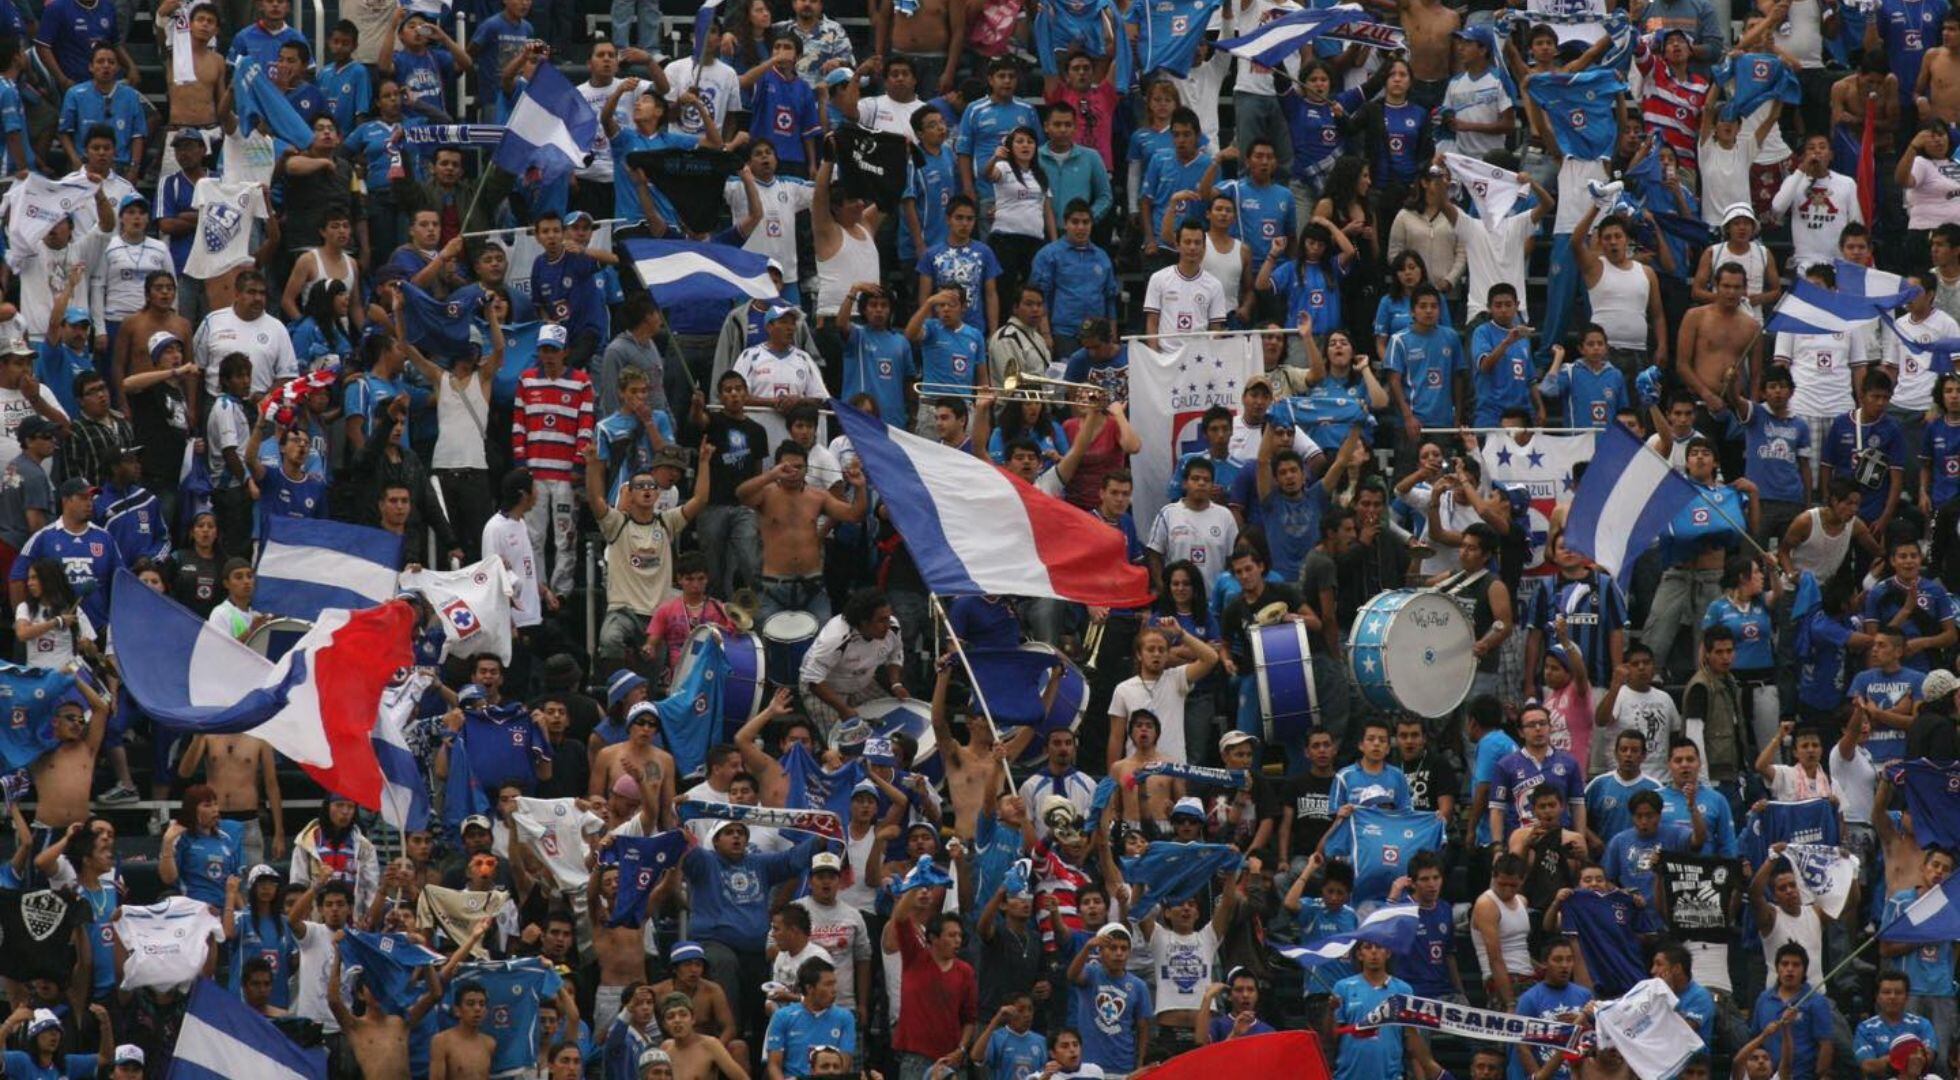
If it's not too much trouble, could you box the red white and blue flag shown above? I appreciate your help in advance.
[829,400,1153,607]
[110,570,417,811]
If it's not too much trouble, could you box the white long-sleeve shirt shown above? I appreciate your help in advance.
[1771,169,1860,272]
[798,613,903,693]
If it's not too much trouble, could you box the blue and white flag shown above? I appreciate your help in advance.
[621,237,776,335]
[372,668,431,833]
[1525,68,1626,161]
[492,62,596,185]
[1883,759,1960,848]
[601,830,689,927]
[0,663,75,772]
[693,0,723,63]
[398,279,482,357]
[168,977,328,1080]
[781,743,867,822]
[234,60,316,150]
[1880,873,1960,944]
[1766,277,1918,336]
[1120,841,1245,917]
[1878,310,1960,376]
[336,929,443,1013]
[1782,842,1859,918]
[1834,259,1915,301]
[1276,903,1421,966]
[1215,4,1402,66]
[254,516,404,621]
[1562,423,1702,577]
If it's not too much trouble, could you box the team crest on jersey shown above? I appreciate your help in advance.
[201,202,243,253]
[442,598,482,639]
[9,708,24,729]
[18,890,68,940]
[89,543,103,557]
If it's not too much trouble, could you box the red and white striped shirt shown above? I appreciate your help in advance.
[511,366,594,484]
[1636,48,1711,168]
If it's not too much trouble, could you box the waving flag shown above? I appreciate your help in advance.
[833,399,1154,606]
[372,668,431,832]
[1277,903,1421,965]
[1479,432,1593,575]
[170,978,328,1080]
[1132,1032,1330,1080]
[337,929,443,1013]
[1215,4,1400,65]
[693,0,724,63]
[255,516,404,620]
[0,664,76,771]
[234,60,316,149]
[493,62,597,184]
[601,830,689,927]
[1563,423,1702,577]
[1129,333,1264,527]
[1767,268,1919,335]
[1881,872,1960,944]
[966,647,1081,728]
[399,559,514,662]
[1837,259,1914,299]
[1120,841,1244,917]
[111,571,416,811]
[620,237,776,336]
[1782,843,1860,918]
[397,279,483,357]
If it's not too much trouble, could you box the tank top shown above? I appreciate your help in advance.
[1447,568,1500,674]
[1761,905,1825,989]
[432,371,490,469]
[1590,259,1651,350]
[1202,233,1244,310]
[839,823,879,909]
[307,246,359,300]
[1472,888,1533,981]
[815,224,881,319]
[1788,506,1853,579]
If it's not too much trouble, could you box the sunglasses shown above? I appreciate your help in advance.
[628,480,659,491]
[630,717,658,728]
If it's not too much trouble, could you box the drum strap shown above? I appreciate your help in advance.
[1299,625,1322,720]
[1437,568,1490,596]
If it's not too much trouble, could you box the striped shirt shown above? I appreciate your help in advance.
[1636,51,1711,167]
[511,366,594,484]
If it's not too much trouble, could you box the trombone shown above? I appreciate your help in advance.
[915,371,1108,405]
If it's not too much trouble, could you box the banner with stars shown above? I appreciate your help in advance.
[1477,431,1594,575]
[1129,334,1264,528]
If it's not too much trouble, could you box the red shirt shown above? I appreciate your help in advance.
[893,914,979,1059]
[1061,417,1125,510]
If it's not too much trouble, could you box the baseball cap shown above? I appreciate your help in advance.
[246,863,280,889]
[26,1009,60,1037]
[458,683,489,705]
[1925,669,1960,702]
[118,193,148,213]
[538,323,569,349]
[850,778,879,798]
[626,701,660,727]
[1244,374,1274,395]
[638,1048,673,1070]
[16,416,58,442]
[1720,202,1757,225]
[565,210,594,226]
[171,129,205,146]
[461,814,493,834]
[148,330,182,361]
[669,941,707,964]
[1452,24,1497,52]
[811,851,843,873]
[1170,796,1206,821]
[765,301,800,322]
[1219,730,1258,754]
[113,1045,145,1067]
[56,477,93,501]
[823,67,853,87]
[1096,922,1132,943]
[649,444,690,472]
[63,306,91,325]
[607,669,648,709]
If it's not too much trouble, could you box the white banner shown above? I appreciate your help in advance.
[1477,431,1594,574]
[1128,334,1264,529]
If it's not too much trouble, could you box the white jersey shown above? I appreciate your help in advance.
[15,232,103,342]
[113,897,226,992]
[1145,501,1239,587]
[510,797,604,893]
[1771,170,1861,271]
[1110,665,1194,765]
[859,95,926,142]
[1143,266,1230,340]
[184,178,267,281]
[1880,308,1960,412]
[577,78,641,181]
[1776,328,1866,417]
[293,920,340,1032]
[1439,68,1514,157]
[732,344,825,452]
[1150,925,1220,1015]
[1593,979,1700,1080]
[0,384,67,474]
[725,175,815,281]
[94,234,173,321]
[1602,685,1682,779]
[790,896,873,1008]
[662,57,741,138]
[1457,210,1534,322]
[483,512,541,628]
[194,307,298,397]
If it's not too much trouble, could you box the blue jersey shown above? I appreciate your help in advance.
[531,251,606,340]
[920,320,987,390]
[1798,609,1861,711]
[841,325,914,423]
[1510,980,1592,1080]
[11,522,120,628]
[317,61,373,134]
[344,372,408,447]
[1295,898,1358,990]
[1676,981,1716,1052]
[1141,148,1214,251]
[919,242,1003,332]
[594,410,673,505]
[1657,483,1748,566]
[1270,257,1348,337]
[0,77,31,177]
[1659,783,1738,857]
[1,1051,96,1080]
[286,82,330,129]
[94,482,167,565]
[80,882,115,997]
[1401,902,1456,997]
[1322,808,1446,904]
[1888,887,1956,995]
[983,1027,1048,1080]
[1600,824,1693,903]
[345,118,411,194]
[1219,178,1295,251]
[1729,404,1810,504]
[1331,761,1410,810]
[1542,359,1630,429]
[460,706,550,794]
[226,19,304,70]
[610,128,700,229]
[1374,292,1454,346]
[1862,575,1955,672]
[1848,665,1926,762]
[1822,410,1909,523]
[955,97,1041,200]
[1469,319,1536,426]
[1387,325,1463,427]
[1492,748,1585,831]
[763,1002,859,1078]
[1167,452,1241,504]
[1928,417,1960,506]
[1880,0,1950,107]
[1279,90,1362,182]
[1376,101,1429,184]
[35,0,119,84]
[1130,0,1225,77]
[1073,961,1152,1072]
[256,467,329,536]
[1471,731,1519,845]
[1856,1012,1941,1065]
[1332,974,1413,1080]
[34,343,92,420]
[391,47,458,113]
[469,13,533,120]
[1259,484,1329,581]
[1584,771,1662,844]
[902,144,959,263]
[173,829,241,907]
[231,911,295,1007]
[56,82,145,166]
[442,959,563,1076]
[1701,596,1774,671]
[1525,570,1630,687]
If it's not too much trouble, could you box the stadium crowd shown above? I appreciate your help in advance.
[12,0,1960,1076]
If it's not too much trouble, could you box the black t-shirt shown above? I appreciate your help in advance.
[0,887,85,983]
[1285,772,1337,859]
[705,413,769,506]
[1221,582,1305,670]
[629,148,748,234]
[170,548,223,617]
[831,126,913,211]
[1399,751,1460,816]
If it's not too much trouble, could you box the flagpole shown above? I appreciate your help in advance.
[929,594,1015,791]
[1626,414,1775,562]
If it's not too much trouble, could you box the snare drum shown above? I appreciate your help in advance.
[857,697,943,785]
[672,625,766,730]
[760,611,821,689]
[244,617,315,663]
[1347,589,1476,718]
[1250,621,1319,739]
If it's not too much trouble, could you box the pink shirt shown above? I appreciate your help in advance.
[1544,681,1592,765]
[647,596,738,669]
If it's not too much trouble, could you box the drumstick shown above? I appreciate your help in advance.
[928,595,1015,792]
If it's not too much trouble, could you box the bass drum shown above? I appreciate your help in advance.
[857,696,943,786]
[1346,589,1476,718]
[670,625,767,737]
[244,617,314,663]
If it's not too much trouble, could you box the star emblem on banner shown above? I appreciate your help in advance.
[1495,446,1513,466]
[1527,448,1546,468]
[1562,476,1576,492]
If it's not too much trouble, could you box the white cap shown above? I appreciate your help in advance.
[811,851,843,873]
[113,1045,145,1067]
[1720,202,1757,225]
[538,323,569,348]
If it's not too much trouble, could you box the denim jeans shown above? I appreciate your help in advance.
[758,573,831,625]
[1232,91,1291,166]
[608,0,662,49]
[695,504,760,598]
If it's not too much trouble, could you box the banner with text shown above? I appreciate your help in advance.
[1129,334,1264,529]
[1478,431,1594,575]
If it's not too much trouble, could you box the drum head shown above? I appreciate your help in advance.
[245,617,314,662]
[857,697,940,781]
[761,611,821,644]
[1379,592,1476,718]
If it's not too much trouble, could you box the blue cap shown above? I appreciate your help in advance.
[117,193,148,213]
[669,941,706,964]
[851,778,879,798]
[63,306,90,325]
[26,1009,60,1037]
[1453,25,1497,53]
[607,669,648,709]
[765,302,800,322]
[537,323,569,349]
[1170,796,1206,821]
[823,67,854,88]
[458,683,488,705]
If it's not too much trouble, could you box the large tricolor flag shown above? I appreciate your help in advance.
[1561,423,1702,577]
[830,400,1153,607]
[492,61,597,185]
[1132,1032,1330,1080]
[111,570,417,812]
[255,516,404,621]
[167,978,327,1080]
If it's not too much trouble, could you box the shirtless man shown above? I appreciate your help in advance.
[430,981,498,1080]
[873,0,962,94]
[661,992,751,1080]
[591,704,679,828]
[29,677,110,833]
[1831,62,1900,161]
[1107,710,1181,825]
[1677,264,1765,479]
[727,690,810,809]
[1397,0,1461,106]
[1920,12,1960,124]
[178,733,285,864]
[156,0,228,129]
[928,664,1035,838]
[110,272,196,413]
[588,842,680,1034]
[735,442,866,625]
[328,952,444,1080]
[652,945,751,1065]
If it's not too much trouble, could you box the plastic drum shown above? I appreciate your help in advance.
[760,611,821,689]
[672,625,766,731]
[1250,621,1319,739]
[1346,589,1476,718]
[244,617,314,663]
[857,697,943,785]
